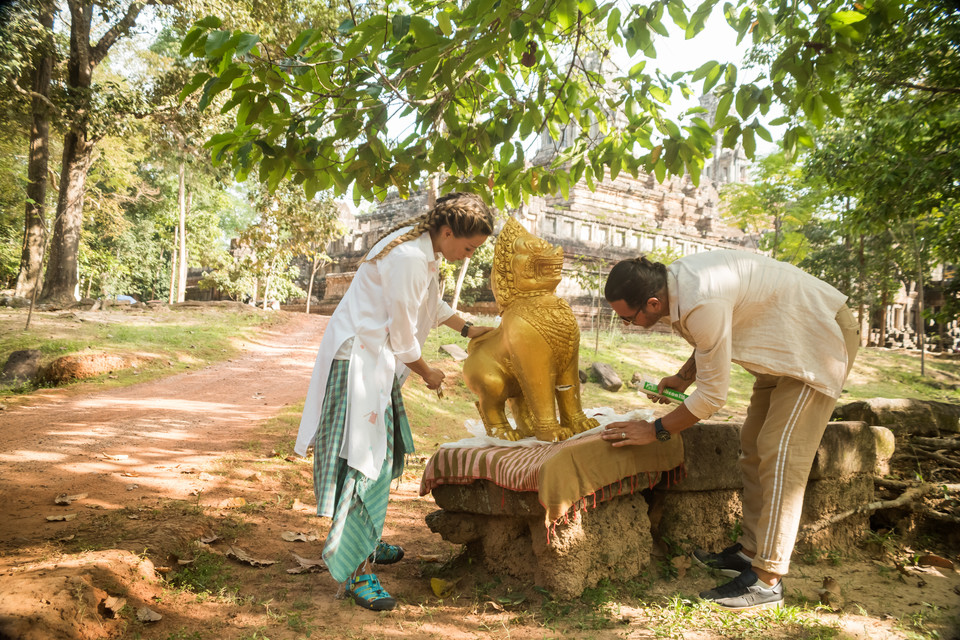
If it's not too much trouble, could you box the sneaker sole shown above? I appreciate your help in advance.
[691,554,743,578]
[706,598,783,612]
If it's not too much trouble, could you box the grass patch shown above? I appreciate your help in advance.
[0,306,278,398]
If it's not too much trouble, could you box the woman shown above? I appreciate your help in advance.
[294,192,496,610]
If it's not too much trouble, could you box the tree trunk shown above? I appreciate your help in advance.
[305,254,318,315]
[176,163,188,302]
[40,129,94,305]
[451,258,469,311]
[14,0,55,301]
[168,224,178,303]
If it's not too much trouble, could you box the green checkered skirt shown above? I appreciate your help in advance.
[312,359,414,583]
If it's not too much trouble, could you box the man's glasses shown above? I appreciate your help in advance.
[618,307,642,325]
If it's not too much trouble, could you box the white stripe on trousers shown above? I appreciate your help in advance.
[760,385,813,560]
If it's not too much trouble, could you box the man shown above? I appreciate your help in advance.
[601,250,860,611]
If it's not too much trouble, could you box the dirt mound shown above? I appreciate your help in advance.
[40,353,143,384]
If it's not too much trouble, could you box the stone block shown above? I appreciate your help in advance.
[797,475,874,553]
[659,422,743,491]
[1,349,41,385]
[809,421,879,480]
[426,489,653,599]
[431,481,543,518]
[833,397,960,436]
[648,489,742,553]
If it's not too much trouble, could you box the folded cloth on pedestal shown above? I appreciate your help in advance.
[419,423,685,528]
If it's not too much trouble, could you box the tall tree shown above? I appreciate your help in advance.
[40,0,167,305]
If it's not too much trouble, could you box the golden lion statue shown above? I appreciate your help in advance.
[463,219,600,442]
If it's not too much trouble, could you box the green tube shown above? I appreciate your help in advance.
[641,381,688,404]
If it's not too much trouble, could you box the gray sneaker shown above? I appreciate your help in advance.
[692,543,752,578]
[699,568,784,611]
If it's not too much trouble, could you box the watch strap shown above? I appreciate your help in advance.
[460,322,473,338]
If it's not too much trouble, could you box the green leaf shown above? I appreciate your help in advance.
[179,72,211,102]
[286,30,315,56]
[437,11,452,36]
[338,18,356,34]
[510,19,527,41]
[204,30,232,57]
[828,10,866,26]
[691,60,718,82]
[742,127,755,157]
[714,91,733,125]
[180,27,206,56]
[236,33,260,57]
[194,16,222,29]
[556,0,577,31]
[392,14,411,40]
[703,63,723,93]
[606,7,621,39]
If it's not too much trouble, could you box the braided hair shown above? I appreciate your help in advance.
[604,256,668,309]
[366,192,495,263]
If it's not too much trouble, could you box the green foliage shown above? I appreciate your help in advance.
[179,0,898,208]
[168,550,232,595]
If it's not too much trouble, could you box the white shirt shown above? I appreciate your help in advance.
[294,228,455,478]
[665,250,850,420]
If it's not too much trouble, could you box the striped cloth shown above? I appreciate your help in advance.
[419,430,684,528]
[312,360,414,583]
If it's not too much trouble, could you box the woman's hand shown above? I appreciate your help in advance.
[465,325,494,339]
[421,366,445,391]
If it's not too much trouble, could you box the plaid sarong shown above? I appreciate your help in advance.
[311,359,414,583]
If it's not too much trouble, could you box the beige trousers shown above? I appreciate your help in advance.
[738,306,860,576]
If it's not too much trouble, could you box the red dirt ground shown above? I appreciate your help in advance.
[1,311,958,640]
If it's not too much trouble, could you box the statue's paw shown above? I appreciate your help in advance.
[570,416,600,434]
[487,425,521,441]
[536,427,574,442]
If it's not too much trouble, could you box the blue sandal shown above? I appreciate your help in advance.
[368,540,405,565]
[346,573,396,611]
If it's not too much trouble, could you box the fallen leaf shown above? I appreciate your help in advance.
[136,606,162,622]
[430,577,461,598]
[284,455,299,463]
[119,472,139,477]
[418,554,442,563]
[56,534,75,543]
[54,493,87,505]
[218,497,247,509]
[281,531,318,542]
[291,498,313,512]
[102,596,126,617]
[224,544,277,567]
[102,453,128,461]
[287,552,325,574]
[246,472,262,482]
[917,554,955,570]
[199,532,219,544]
[46,513,77,522]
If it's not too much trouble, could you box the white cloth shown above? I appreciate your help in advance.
[294,227,455,478]
[664,250,850,420]
[440,407,655,449]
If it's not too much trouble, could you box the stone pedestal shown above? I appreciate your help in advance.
[650,421,894,555]
[427,480,653,599]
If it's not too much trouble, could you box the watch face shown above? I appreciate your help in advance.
[656,429,671,442]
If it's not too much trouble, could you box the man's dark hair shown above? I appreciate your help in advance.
[604,256,668,308]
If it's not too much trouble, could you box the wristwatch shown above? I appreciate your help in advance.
[460,322,473,338]
[654,418,671,442]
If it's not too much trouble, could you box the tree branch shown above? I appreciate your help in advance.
[799,483,938,538]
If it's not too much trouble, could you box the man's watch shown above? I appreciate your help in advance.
[460,321,473,338]
[654,418,671,442]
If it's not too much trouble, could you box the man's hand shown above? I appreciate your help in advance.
[646,375,689,404]
[601,420,656,447]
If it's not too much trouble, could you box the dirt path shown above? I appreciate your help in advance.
[1,311,958,640]
[0,312,326,544]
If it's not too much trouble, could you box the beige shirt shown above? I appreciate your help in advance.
[665,250,850,420]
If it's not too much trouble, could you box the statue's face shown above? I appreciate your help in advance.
[491,218,565,307]
[512,236,564,293]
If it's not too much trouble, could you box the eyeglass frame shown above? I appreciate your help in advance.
[618,305,644,325]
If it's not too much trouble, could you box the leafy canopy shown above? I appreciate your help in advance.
[179,0,903,209]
